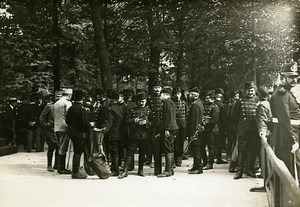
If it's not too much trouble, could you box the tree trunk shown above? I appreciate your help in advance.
[146,4,161,91]
[89,0,113,90]
[51,0,61,92]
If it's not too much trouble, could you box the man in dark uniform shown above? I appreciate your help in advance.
[201,90,220,170]
[146,80,163,174]
[0,98,18,145]
[233,81,259,179]
[270,62,300,179]
[23,96,42,152]
[172,87,188,167]
[66,89,91,179]
[106,90,125,176]
[157,88,178,177]
[118,92,152,178]
[122,88,137,171]
[214,89,228,164]
[187,87,205,174]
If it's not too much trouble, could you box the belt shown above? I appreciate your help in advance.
[271,117,300,125]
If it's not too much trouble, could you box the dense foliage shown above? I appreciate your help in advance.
[0,0,299,101]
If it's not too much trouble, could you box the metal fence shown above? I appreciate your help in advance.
[261,138,300,207]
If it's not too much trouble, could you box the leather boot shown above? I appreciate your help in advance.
[138,154,145,177]
[47,151,54,172]
[234,152,245,179]
[72,154,87,179]
[118,156,132,179]
[53,151,59,170]
[229,160,237,173]
[175,157,182,167]
[189,157,203,174]
[57,154,71,174]
[111,157,119,176]
[157,153,173,177]
[203,163,213,170]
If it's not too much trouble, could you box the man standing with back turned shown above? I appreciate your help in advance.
[270,62,300,179]
[54,88,73,174]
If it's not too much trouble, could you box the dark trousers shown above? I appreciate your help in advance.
[27,128,41,152]
[190,133,203,169]
[237,130,260,172]
[199,130,215,165]
[174,127,185,159]
[146,126,161,164]
[108,140,122,173]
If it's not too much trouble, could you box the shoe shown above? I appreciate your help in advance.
[182,155,188,160]
[216,159,228,164]
[188,167,196,172]
[203,164,213,170]
[245,170,257,178]
[137,171,146,177]
[188,169,203,174]
[58,169,72,174]
[234,171,243,179]
[229,168,237,173]
[111,171,119,176]
[47,166,54,172]
[118,171,128,179]
[157,171,171,178]
[72,172,87,179]
[145,160,151,165]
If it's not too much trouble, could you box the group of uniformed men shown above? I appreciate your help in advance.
[2,61,300,181]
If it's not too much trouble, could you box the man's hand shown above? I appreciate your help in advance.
[259,132,267,142]
[291,142,299,154]
[165,131,170,137]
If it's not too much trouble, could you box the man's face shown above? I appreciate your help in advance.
[67,94,72,101]
[153,86,162,95]
[188,92,199,101]
[137,99,147,107]
[233,93,239,101]
[284,76,298,88]
[245,88,255,98]
[204,96,213,104]
[160,92,169,100]
[173,92,181,101]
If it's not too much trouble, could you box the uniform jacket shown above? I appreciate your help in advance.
[256,100,272,135]
[147,94,163,127]
[187,99,204,137]
[66,102,91,139]
[172,99,188,129]
[127,106,152,140]
[95,100,112,134]
[23,102,42,129]
[39,103,54,131]
[107,102,125,141]
[232,96,258,135]
[203,102,219,132]
[270,84,300,148]
[162,99,178,131]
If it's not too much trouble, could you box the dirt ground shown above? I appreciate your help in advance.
[0,148,268,207]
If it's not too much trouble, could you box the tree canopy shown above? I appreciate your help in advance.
[0,0,299,100]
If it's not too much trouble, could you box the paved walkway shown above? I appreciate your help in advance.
[0,149,268,207]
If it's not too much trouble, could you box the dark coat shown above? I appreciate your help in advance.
[270,84,300,148]
[127,106,152,140]
[162,99,178,131]
[66,102,91,139]
[187,99,204,137]
[39,103,54,131]
[107,102,125,141]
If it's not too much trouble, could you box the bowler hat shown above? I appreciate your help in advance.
[172,87,181,94]
[72,89,85,101]
[136,92,147,101]
[153,79,162,87]
[190,87,200,94]
[256,86,269,99]
[280,62,299,76]
[161,87,172,96]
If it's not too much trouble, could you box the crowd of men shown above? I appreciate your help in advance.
[0,62,299,182]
